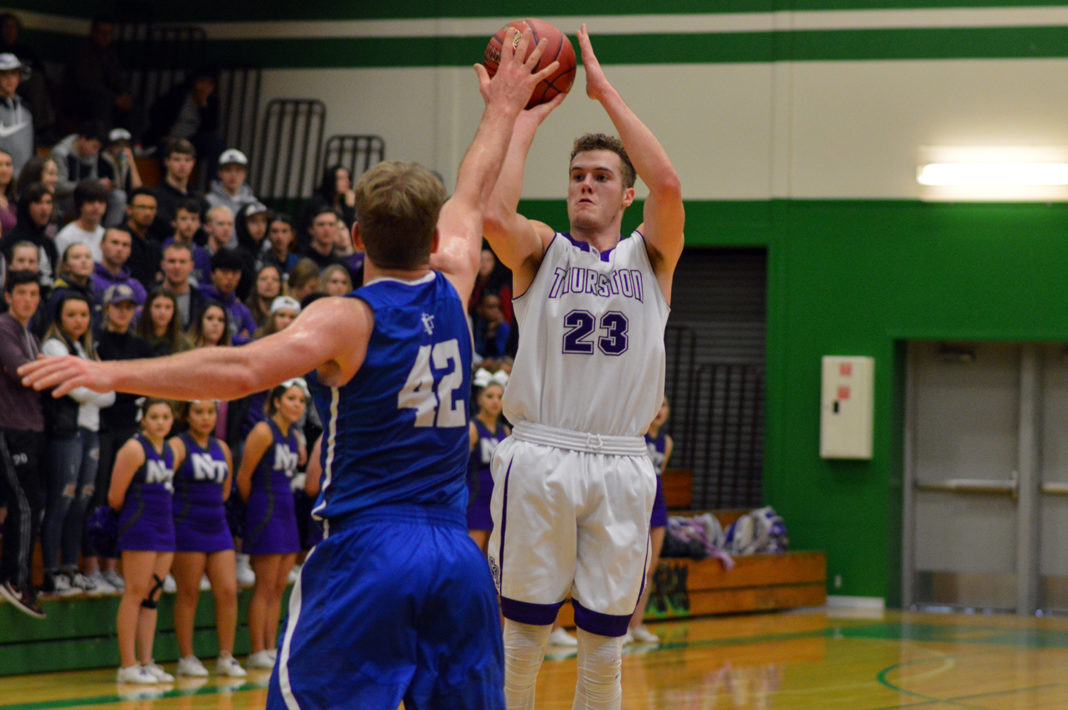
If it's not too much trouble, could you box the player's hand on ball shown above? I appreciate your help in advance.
[476,28,558,113]
[578,24,611,102]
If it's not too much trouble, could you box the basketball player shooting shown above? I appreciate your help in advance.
[481,24,685,710]
[20,29,558,710]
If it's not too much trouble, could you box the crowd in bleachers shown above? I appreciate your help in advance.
[0,11,524,679]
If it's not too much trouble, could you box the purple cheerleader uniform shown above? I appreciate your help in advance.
[173,433,234,553]
[243,419,300,555]
[117,434,176,552]
[466,419,506,531]
[645,431,669,528]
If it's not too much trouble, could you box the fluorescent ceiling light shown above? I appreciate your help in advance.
[918,162,1068,186]
[917,146,1068,201]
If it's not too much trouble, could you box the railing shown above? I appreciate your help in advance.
[254,99,326,218]
[321,134,386,184]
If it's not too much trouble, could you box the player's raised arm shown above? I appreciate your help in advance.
[432,28,559,301]
[18,296,372,400]
[482,95,563,296]
[578,24,684,296]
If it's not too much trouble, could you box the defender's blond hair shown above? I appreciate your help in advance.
[354,161,446,270]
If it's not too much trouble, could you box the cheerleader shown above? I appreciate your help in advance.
[238,378,306,669]
[466,369,509,553]
[170,400,246,678]
[111,398,177,685]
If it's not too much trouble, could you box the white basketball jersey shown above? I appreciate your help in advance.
[503,231,669,437]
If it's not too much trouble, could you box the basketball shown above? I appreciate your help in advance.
[482,18,577,109]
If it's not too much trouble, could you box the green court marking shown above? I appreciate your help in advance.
[0,679,269,710]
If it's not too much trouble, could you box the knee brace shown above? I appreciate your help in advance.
[141,574,165,609]
[574,628,624,710]
[503,619,553,710]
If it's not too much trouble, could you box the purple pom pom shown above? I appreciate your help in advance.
[87,505,119,558]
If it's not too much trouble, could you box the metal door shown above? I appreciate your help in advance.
[903,342,1031,613]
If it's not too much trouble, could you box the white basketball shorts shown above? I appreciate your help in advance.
[487,422,656,636]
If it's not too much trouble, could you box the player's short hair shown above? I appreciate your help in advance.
[354,161,445,270]
[162,241,193,257]
[570,133,636,189]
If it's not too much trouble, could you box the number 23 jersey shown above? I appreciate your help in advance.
[504,232,669,437]
[311,272,472,522]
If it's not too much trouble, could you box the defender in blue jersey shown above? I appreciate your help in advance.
[22,31,561,710]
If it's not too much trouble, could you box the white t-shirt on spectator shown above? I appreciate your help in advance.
[55,222,106,263]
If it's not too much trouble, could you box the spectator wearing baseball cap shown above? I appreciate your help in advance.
[206,148,259,246]
[101,126,143,198]
[0,52,33,175]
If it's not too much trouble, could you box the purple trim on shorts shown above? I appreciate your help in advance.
[572,598,633,637]
[494,457,512,592]
[500,596,564,626]
[650,475,668,527]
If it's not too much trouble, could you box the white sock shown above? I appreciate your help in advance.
[503,619,552,710]
[572,628,624,710]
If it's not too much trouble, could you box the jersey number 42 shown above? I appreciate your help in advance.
[397,339,466,428]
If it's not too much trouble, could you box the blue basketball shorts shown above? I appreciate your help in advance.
[266,505,504,710]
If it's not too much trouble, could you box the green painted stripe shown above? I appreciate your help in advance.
[13,1,1068,22]
[22,24,1068,67]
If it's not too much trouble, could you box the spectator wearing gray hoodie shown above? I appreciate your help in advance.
[0,53,32,175]
[205,148,257,248]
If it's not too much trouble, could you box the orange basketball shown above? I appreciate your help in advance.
[482,18,577,109]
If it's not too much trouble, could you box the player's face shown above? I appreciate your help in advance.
[59,299,91,340]
[64,244,94,279]
[0,69,18,99]
[478,385,504,418]
[275,386,306,424]
[566,150,633,231]
[186,401,218,436]
[150,296,174,331]
[141,403,174,441]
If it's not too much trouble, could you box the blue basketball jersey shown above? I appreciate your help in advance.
[312,272,472,524]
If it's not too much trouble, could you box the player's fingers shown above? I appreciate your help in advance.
[473,62,490,90]
[501,27,521,62]
[522,37,549,70]
[529,59,560,85]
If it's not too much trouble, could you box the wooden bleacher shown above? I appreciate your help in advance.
[558,469,827,627]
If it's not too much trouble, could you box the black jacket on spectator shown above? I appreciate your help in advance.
[143,79,220,151]
[97,329,153,433]
[0,195,59,291]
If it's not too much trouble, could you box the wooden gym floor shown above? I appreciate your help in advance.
[6,607,1068,709]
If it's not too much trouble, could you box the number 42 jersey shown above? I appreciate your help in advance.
[311,272,472,524]
[504,231,669,438]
